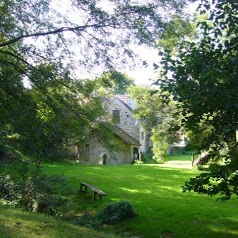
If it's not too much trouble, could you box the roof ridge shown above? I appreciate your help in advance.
[113,97,133,112]
[112,125,140,146]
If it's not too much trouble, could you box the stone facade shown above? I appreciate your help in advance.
[108,97,140,142]
[77,133,133,164]
[77,96,151,164]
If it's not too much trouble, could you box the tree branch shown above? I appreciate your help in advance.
[0,24,95,48]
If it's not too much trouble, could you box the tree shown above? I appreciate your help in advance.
[157,14,197,52]
[129,86,181,162]
[1,63,107,159]
[96,70,135,95]
[157,0,238,199]
[0,0,193,159]
[0,0,189,77]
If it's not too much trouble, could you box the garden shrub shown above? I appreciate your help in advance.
[74,212,102,229]
[0,163,68,216]
[97,201,135,224]
[142,152,155,164]
[134,159,144,165]
[152,141,168,163]
[73,201,136,229]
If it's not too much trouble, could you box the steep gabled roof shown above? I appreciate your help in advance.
[112,125,140,146]
[111,97,133,112]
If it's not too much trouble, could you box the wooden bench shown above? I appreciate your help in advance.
[79,182,106,200]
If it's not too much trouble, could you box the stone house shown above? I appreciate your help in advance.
[77,95,151,164]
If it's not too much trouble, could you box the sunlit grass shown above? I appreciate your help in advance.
[1,156,237,238]
[42,163,238,238]
[0,204,118,238]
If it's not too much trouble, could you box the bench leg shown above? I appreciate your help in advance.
[80,184,88,192]
[93,192,96,201]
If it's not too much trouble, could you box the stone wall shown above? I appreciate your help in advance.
[77,135,133,165]
[108,98,140,142]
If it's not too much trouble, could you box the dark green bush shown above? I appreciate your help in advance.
[0,164,68,215]
[97,201,135,224]
[74,212,102,229]
[72,201,136,229]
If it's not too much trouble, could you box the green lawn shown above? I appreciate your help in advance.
[167,149,197,161]
[0,203,118,238]
[41,163,238,238]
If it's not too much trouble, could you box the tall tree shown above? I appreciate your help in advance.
[1,64,106,159]
[96,70,135,95]
[0,0,193,159]
[157,0,238,199]
[129,86,181,162]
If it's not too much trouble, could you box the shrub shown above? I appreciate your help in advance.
[0,163,68,216]
[74,212,102,229]
[152,141,168,164]
[134,159,144,165]
[97,201,135,224]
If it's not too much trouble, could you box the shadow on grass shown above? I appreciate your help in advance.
[0,204,117,238]
[43,163,238,238]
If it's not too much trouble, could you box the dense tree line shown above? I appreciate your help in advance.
[158,0,238,199]
[0,0,191,159]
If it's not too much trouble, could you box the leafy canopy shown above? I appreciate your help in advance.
[0,0,193,158]
[157,0,238,200]
[96,70,135,95]
[129,86,182,162]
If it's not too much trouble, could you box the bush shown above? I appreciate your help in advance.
[72,201,136,229]
[0,163,68,216]
[73,212,102,229]
[152,141,168,164]
[142,153,156,164]
[97,201,135,224]
[134,159,144,165]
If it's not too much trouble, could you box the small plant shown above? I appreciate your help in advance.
[134,159,144,165]
[73,212,102,229]
[72,201,136,229]
[97,201,135,224]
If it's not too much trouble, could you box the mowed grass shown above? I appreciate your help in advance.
[42,163,238,238]
[0,203,118,238]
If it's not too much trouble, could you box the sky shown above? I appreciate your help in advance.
[124,46,160,86]
[125,1,200,86]
[48,0,200,86]
[23,1,200,88]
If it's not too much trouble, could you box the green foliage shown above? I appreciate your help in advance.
[43,162,238,237]
[134,159,144,165]
[0,0,193,161]
[73,201,135,229]
[73,212,102,230]
[158,0,238,199]
[182,162,238,201]
[96,71,135,95]
[152,140,169,164]
[158,14,197,52]
[97,201,135,224]
[0,142,29,162]
[129,86,182,162]
[0,63,109,160]
[0,162,68,215]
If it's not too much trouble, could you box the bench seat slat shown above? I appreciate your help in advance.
[80,182,106,200]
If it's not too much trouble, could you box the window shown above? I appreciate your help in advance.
[112,110,120,123]
[141,132,144,140]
